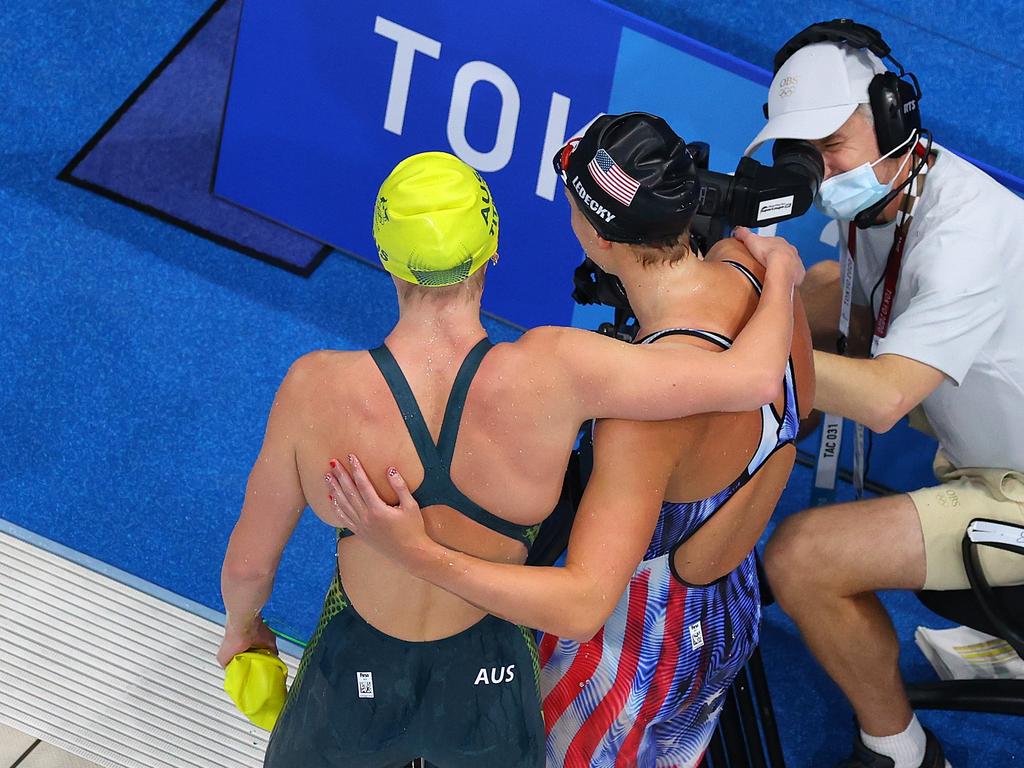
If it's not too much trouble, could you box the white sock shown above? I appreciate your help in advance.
[860,715,927,768]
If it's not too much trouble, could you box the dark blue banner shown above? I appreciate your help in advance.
[213,0,849,327]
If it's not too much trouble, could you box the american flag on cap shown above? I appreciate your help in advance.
[587,148,641,206]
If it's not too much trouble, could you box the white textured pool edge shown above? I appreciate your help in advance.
[0,519,304,659]
[0,522,301,768]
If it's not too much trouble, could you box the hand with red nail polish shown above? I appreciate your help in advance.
[323,454,427,565]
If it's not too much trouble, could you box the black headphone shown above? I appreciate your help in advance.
[767,19,923,156]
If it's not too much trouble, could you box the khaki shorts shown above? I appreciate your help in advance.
[908,451,1024,590]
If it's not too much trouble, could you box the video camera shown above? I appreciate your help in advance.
[572,139,823,340]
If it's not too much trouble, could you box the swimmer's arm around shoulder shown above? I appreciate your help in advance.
[401,420,675,641]
[220,359,309,634]
[525,235,799,421]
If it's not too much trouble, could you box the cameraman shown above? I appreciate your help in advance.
[747,20,1024,768]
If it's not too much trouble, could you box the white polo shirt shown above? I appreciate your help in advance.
[842,144,1024,471]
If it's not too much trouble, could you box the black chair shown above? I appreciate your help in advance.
[907,518,1024,716]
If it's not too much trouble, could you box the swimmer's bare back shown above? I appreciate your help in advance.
[289,337,588,641]
[627,238,814,584]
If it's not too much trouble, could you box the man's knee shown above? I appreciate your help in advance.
[801,259,840,295]
[765,507,859,608]
[764,512,824,597]
[768,496,929,604]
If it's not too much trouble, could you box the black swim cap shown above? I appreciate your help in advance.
[553,112,701,244]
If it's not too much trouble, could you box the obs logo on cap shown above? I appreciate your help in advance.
[778,75,798,98]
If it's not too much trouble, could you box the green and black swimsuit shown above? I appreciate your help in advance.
[264,338,544,768]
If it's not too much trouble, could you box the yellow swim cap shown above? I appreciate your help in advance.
[373,152,498,287]
[223,648,288,731]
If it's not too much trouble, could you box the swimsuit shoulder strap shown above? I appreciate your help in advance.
[722,259,763,294]
[437,338,493,465]
[368,344,442,472]
[369,339,535,547]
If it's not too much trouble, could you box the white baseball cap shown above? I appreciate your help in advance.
[744,42,887,156]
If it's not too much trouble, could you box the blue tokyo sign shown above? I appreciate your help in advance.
[213,0,841,328]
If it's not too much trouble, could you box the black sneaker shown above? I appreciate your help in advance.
[835,727,947,768]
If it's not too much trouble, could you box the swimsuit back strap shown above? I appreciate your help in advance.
[637,260,761,348]
[369,339,533,546]
[368,344,442,472]
[638,328,733,348]
[444,485,538,546]
[722,259,763,294]
[437,337,493,465]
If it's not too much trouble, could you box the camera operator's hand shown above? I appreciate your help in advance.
[732,227,805,288]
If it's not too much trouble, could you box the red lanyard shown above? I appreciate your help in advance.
[874,221,910,338]
[846,217,910,340]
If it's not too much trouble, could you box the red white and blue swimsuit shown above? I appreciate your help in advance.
[539,261,801,768]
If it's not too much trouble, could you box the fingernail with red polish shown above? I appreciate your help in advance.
[329,460,336,468]
[328,495,333,502]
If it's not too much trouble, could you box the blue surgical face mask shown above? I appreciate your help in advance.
[814,133,916,220]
